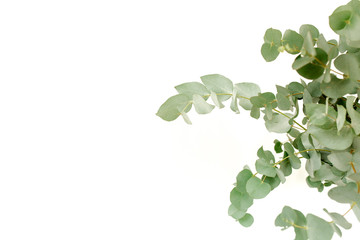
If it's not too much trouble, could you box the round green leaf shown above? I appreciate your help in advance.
[246,177,271,199]
[307,214,334,240]
[282,29,304,54]
[261,42,280,62]
[238,213,254,227]
[230,188,253,211]
[296,48,328,80]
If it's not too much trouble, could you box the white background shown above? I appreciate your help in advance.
[0,0,358,239]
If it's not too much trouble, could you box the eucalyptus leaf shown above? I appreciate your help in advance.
[156,94,191,121]
[246,177,271,199]
[201,74,233,102]
[238,213,254,227]
[192,94,215,114]
[306,214,334,240]
[175,82,210,99]
[235,82,261,110]
[323,208,352,229]
[328,182,360,204]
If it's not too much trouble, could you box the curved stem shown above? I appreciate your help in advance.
[272,108,307,131]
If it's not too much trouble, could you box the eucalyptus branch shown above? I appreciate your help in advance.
[157,1,360,238]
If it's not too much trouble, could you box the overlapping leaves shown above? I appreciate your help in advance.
[157,1,360,239]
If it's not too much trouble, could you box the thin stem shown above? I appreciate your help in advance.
[273,148,331,167]
[273,108,307,131]
[342,202,356,217]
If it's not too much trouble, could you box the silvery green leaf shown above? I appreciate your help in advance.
[328,182,360,204]
[210,91,224,108]
[306,214,334,240]
[235,83,261,110]
[275,168,286,184]
[308,125,355,151]
[201,74,233,102]
[265,113,292,133]
[305,103,337,129]
[192,94,215,114]
[274,206,297,228]
[228,204,246,220]
[230,88,240,114]
[327,151,352,172]
[323,208,352,230]
[255,158,277,177]
[181,111,192,125]
[305,150,321,178]
[238,213,254,227]
[284,142,301,169]
[352,204,360,222]
[347,173,360,183]
[230,187,253,211]
[157,94,191,121]
[336,104,347,132]
[334,53,360,81]
[246,177,271,199]
[303,31,316,56]
[236,169,253,193]
[320,75,358,99]
[276,93,291,110]
[250,105,260,119]
[175,82,210,99]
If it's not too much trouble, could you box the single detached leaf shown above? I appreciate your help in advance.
[246,177,271,199]
[306,214,334,240]
[192,94,215,114]
[238,213,254,227]
[157,94,191,121]
[200,74,233,102]
[323,208,352,230]
[175,82,210,99]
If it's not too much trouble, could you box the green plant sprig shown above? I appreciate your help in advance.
[156,1,360,239]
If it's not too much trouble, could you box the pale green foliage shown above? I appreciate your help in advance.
[157,0,360,239]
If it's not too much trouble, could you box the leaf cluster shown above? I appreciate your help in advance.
[156,1,360,239]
